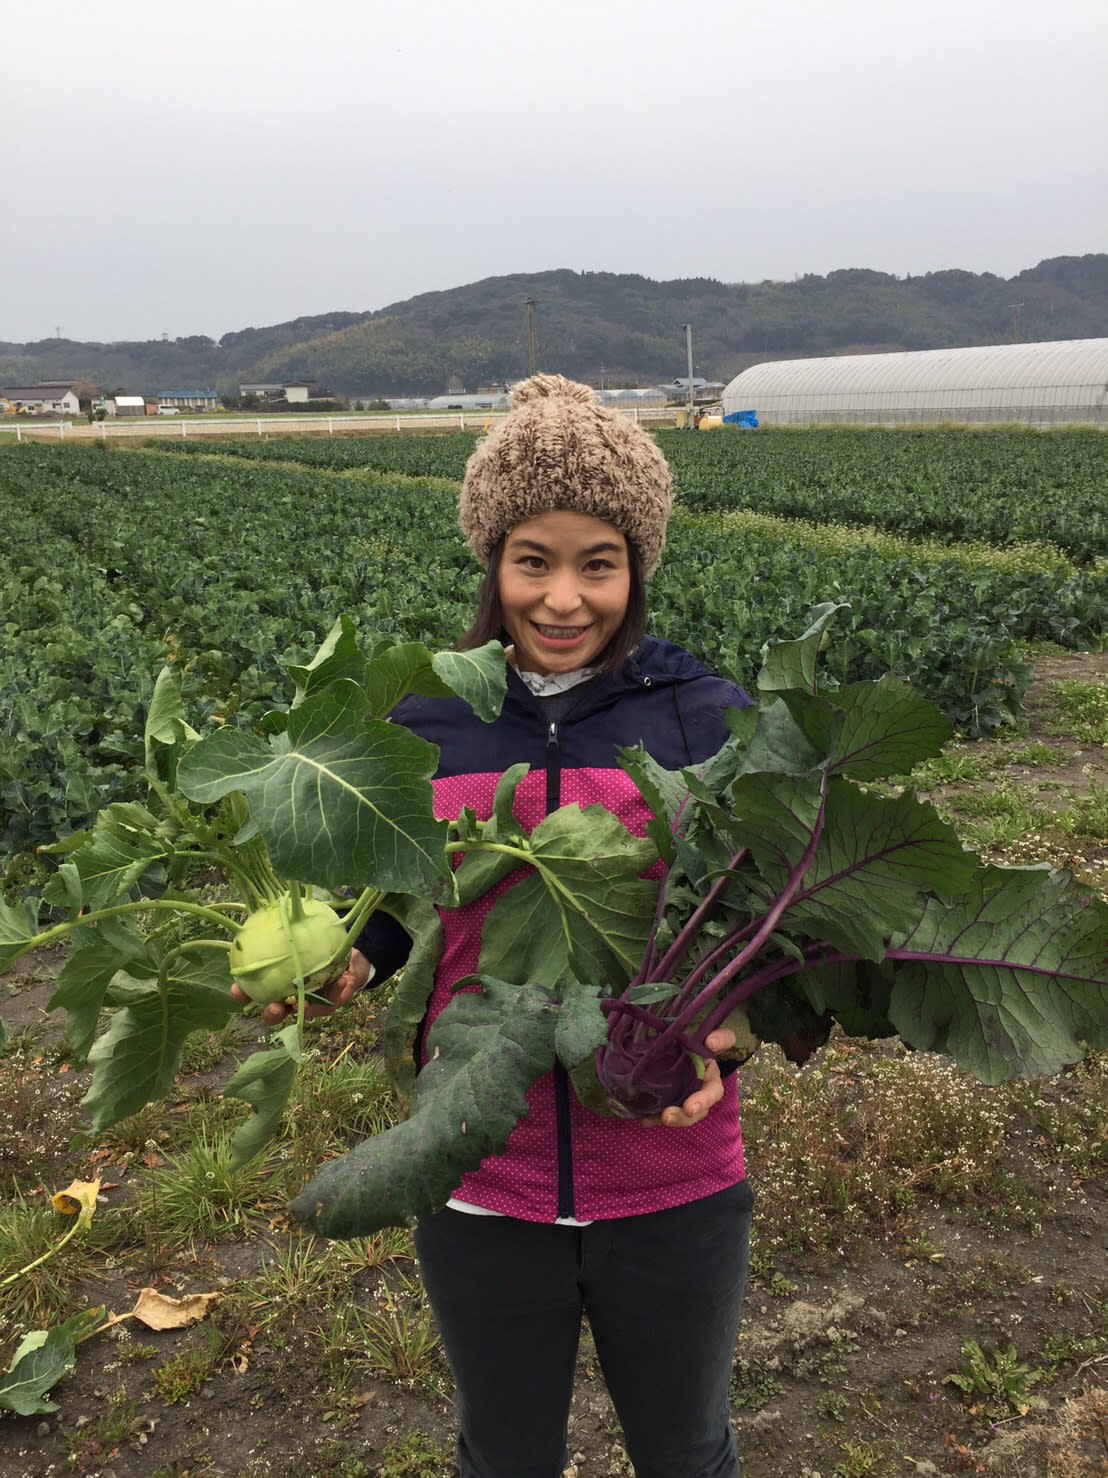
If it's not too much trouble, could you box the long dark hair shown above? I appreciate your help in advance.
[457,536,647,675]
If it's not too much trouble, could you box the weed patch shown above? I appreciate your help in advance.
[944,1336,1046,1420]
[131,1127,280,1240]
[1051,680,1108,746]
[740,1044,1014,1264]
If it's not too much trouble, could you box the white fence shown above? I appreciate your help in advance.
[0,408,677,443]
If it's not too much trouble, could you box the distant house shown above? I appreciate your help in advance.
[238,383,286,401]
[427,392,512,412]
[657,377,726,403]
[113,395,147,418]
[156,389,219,410]
[2,383,80,416]
[237,381,331,404]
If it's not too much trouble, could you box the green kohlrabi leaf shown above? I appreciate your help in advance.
[46,919,150,1062]
[476,804,656,989]
[361,638,508,722]
[484,762,531,842]
[0,897,39,970]
[729,773,977,961]
[363,641,458,718]
[176,679,451,898]
[49,863,83,914]
[379,895,444,1110]
[827,674,953,781]
[80,950,239,1129]
[888,865,1108,1082]
[431,642,510,723]
[758,602,849,695]
[41,826,167,913]
[453,763,532,905]
[287,614,369,708]
[144,664,200,769]
[224,1039,300,1169]
[0,1309,108,1415]
[290,977,563,1236]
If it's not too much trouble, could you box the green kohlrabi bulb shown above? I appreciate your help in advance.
[230,896,348,1005]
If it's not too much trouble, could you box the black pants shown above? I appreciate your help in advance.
[414,1180,753,1478]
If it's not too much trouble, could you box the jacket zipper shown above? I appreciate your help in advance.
[545,720,561,813]
[546,719,576,1220]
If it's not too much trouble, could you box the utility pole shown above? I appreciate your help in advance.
[1008,302,1024,343]
[526,298,537,375]
[682,323,695,427]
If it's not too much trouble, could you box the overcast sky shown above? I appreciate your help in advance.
[6,0,1106,344]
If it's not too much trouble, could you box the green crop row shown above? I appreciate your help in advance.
[148,426,1108,562]
[655,427,1108,562]
[149,429,481,481]
[0,442,1104,878]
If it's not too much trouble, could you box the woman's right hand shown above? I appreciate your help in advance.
[231,946,374,1027]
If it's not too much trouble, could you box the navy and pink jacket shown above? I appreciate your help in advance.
[357,635,751,1224]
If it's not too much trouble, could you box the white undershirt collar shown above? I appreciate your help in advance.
[505,647,598,698]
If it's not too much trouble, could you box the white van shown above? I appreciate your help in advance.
[157,405,181,416]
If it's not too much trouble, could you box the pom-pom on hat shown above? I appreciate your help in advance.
[458,374,674,576]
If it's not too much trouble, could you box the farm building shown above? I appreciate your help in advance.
[598,388,668,408]
[111,396,149,417]
[156,389,219,410]
[237,381,332,404]
[2,383,80,416]
[427,392,513,411]
[720,338,1108,427]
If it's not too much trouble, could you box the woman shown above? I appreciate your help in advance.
[245,376,754,1478]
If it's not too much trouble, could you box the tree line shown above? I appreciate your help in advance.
[1,255,1104,400]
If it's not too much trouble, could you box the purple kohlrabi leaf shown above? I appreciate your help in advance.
[887,865,1108,1082]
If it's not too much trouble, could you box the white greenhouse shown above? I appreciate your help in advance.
[720,338,1108,427]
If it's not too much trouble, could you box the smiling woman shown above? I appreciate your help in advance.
[344,373,756,1478]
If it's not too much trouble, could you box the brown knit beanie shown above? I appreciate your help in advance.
[458,374,673,576]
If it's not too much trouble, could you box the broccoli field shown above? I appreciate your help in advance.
[1,426,1107,1477]
[1,428,1105,878]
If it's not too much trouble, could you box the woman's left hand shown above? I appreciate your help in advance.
[648,1028,736,1129]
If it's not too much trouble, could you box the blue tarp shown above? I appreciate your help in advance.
[722,409,759,428]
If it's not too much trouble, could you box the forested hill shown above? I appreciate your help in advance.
[3,254,1106,398]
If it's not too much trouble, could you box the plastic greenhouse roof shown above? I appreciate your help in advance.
[722,338,1108,401]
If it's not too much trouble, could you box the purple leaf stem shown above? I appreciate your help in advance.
[629,860,673,990]
[650,847,750,988]
[599,998,710,1060]
[630,790,696,988]
[698,944,857,1039]
[661,773,830,1045]
[884,944,1093,985]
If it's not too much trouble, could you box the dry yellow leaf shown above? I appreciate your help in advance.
[50,1177,102,1227]
[130,1288,223,1330]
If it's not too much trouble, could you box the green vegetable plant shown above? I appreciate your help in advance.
[3,605,1107,1249]
[0,618,512,1166]
[943,1336,1046,1418]
[287,605,1108,1239]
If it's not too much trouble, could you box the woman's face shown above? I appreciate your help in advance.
[498,510,631,675]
